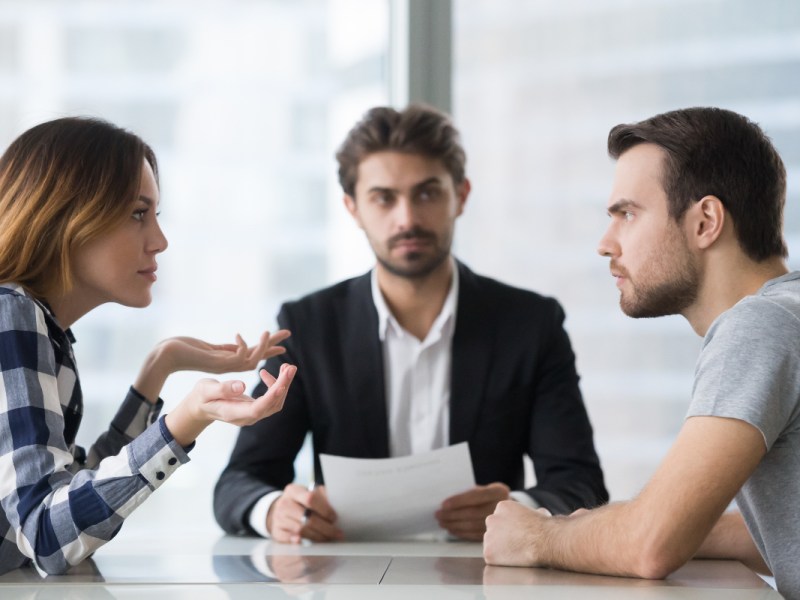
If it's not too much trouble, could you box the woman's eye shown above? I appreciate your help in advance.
[132,209,147,222]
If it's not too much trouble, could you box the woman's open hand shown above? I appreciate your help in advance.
[155,330,291,374]
[134,330,291,403]
[165,364,297,446]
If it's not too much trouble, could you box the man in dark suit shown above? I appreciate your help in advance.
[214,104,607,543]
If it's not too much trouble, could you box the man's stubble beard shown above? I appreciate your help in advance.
[376,227,453,280]
[619,226,700,319]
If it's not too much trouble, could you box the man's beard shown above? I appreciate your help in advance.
[618,229,699,319]
[377,227,451,279]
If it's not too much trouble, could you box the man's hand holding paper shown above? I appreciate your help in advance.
[267,484,343,544]
[320,443,477,540]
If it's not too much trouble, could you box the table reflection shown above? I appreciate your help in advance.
[211,551,342,584]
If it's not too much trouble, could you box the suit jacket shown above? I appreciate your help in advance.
[214,261,607,535]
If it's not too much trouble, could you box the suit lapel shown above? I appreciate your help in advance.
[339,273,390,457]
[450,262,494,445]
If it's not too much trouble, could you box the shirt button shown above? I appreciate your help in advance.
[156,472,165,480]
[168,458,177,466]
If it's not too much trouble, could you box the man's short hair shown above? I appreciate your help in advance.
[336,104,466,197]
[608,107,787,262]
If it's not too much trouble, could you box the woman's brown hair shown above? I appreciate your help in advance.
[0,117,158,299]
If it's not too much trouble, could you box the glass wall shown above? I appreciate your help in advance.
[0,0,387,533]
[453,0,800,500]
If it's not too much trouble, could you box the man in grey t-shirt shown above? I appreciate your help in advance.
[483,107,799,599]
[689,271,800,594]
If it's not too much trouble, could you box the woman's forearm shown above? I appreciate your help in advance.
[133,344,171,403]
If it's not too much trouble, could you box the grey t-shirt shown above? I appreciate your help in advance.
[687,271,800,598]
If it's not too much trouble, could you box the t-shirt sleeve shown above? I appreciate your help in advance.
[687,297,800,450]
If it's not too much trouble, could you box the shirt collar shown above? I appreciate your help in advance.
[371,258,460,342]
[1,283,77,344]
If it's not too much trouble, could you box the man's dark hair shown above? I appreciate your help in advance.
[336,104,466,197]
[608,107,787,261]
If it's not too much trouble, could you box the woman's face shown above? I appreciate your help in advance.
[70,159,168,309]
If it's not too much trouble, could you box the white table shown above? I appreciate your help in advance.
[0,532,782,599]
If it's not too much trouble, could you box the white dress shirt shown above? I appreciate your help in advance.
[373,263,458,457]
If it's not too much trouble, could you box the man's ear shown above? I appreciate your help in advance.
[686,195,725,250]
[455,178,471,217]
[343,194,362,227]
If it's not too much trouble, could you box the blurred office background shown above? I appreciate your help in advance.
[0,0,797,535]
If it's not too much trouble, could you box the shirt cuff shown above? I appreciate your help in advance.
[249,491,284,538]
[127,416,191,491]
[510,490,540,509]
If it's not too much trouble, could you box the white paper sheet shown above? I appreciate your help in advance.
[319,443,476,540]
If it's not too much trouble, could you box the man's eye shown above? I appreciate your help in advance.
[623,211,635,221]
[418,188,438,201]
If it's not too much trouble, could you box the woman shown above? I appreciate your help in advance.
[0,117,297,575]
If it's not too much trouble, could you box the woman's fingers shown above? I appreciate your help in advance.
[197,377,246,399]
[252,364,296,418]
[212,364,296,425]
[259,367,277,387]
[269,329,292,345]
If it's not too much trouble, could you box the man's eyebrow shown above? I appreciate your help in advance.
[366,177,443,195]
[607,199,642,215]
[366,185,394,195]
[411,176,443,191]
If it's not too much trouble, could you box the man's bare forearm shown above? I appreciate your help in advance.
[486,419,767,580]
[695,512,770,575]
[485,499,702,579]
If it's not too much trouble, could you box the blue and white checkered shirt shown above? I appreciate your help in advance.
[0,284,191,575]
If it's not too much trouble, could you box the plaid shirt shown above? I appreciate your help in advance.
[0,284,191,575]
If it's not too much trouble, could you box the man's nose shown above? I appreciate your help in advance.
[394,197,418,229]
[597,226,618,257]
